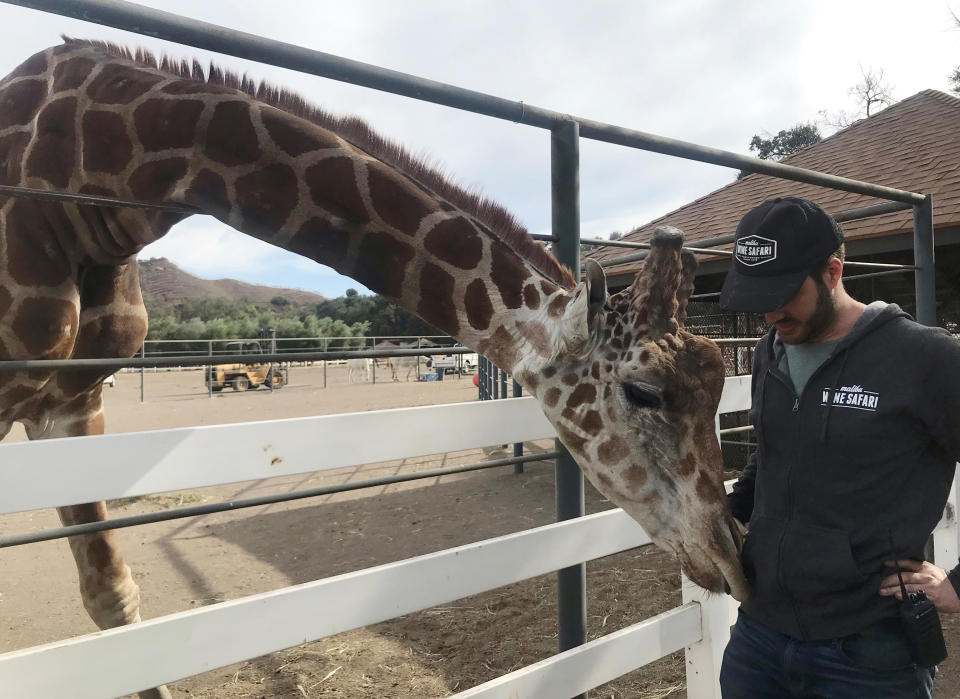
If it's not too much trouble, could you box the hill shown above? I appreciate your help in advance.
[138,258,326,306]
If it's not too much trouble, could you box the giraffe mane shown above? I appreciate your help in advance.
[61,37,576,290]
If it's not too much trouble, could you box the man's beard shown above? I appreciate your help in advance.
[780,279,837,344]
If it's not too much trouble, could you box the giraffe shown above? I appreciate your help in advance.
[0,39,749,694]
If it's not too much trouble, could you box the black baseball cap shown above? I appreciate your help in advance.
[719,197,844,313]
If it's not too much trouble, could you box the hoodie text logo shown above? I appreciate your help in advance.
[821,384,879,412]
[735,235,777,266]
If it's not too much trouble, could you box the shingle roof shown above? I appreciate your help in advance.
[591,89,960,275]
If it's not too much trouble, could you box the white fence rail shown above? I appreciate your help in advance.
[2,375,954,698]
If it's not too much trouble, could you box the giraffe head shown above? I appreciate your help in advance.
[517,227,749,601]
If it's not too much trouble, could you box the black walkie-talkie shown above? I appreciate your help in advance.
[896,564,948,668]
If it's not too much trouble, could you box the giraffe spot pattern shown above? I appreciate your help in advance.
[566,383,596,409]
[622,464,648,490]
[11,50,47,77]
[595,471,615,490]
[52,57,95,92]
[367,160,436,236]
[12,297,77,357]
[562,373,578,386]
[547,293,570,318]
[185,169,231,219]
[288,217,351,270]
[581,410,603,435]
[129,157,189,202]
[204,101,261,166]
[134,98,204,151]
[235,163,300,233]
[542,366,557,379]
[478,326,519,374]
[6,200,71,287]
[418,263,459,335]
[0,79,45,129]
[557,423,587,455]
[464,279,493,331]
[544,387,561,408]
[86,65,163,105]
[353,231,415,298]
[1,383,35,406]
[0,132,30,183]
[598,435,630,466]
[26,96,77,188]
[517,370,539,393]
[262,109,340,157]
[424,217,483,270]
[515,320,551,357]
[304,157,371,224]
[82,111,132,174]
[539,280,557,296]
[523,284,540,310]
[677,451,696,477]
[490,241,530,309]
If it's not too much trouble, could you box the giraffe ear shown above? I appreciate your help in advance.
[584,258,608,330]
[557,259,608,355]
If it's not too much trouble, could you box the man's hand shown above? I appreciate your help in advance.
[879,559,960,613]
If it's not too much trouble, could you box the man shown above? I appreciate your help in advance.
[718,196,960,698]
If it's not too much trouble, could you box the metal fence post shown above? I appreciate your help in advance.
[513,379,524,473]
[139,344,145,403]
[551,118,586,674]
[207,340,213,397]
[913,195,936,327]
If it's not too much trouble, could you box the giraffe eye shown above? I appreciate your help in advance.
[622,383,662,410]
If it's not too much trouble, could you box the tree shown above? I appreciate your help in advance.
[819,66,896,129]
[738,122,821,179]
[748,122,822,160]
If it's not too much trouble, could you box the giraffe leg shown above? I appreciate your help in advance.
[28,414,172,699]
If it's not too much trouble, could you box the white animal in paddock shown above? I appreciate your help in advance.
[347,357,372,383]
[388,355,421,381]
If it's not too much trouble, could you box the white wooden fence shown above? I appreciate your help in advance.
[0,376,955,698]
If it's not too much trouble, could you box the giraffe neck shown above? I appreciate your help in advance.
[5,42,576,374]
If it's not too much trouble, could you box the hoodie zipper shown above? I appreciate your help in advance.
[769,340,856,639]
[767,366,809,637]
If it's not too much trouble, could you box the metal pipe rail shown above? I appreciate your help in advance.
[0,450,561,549]
[0,346,475,372]
[5,0,925,206]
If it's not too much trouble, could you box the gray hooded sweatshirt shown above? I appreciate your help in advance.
[728,303,960,640]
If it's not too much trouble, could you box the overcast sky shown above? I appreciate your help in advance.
[0,1,957,297]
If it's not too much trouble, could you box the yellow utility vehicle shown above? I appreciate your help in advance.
[205,341,287,392]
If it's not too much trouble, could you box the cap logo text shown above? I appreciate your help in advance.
[735,235,777,266]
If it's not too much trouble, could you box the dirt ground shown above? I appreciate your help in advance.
[2,365,960,698]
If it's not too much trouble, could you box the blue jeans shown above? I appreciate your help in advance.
[720,610,935,698]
